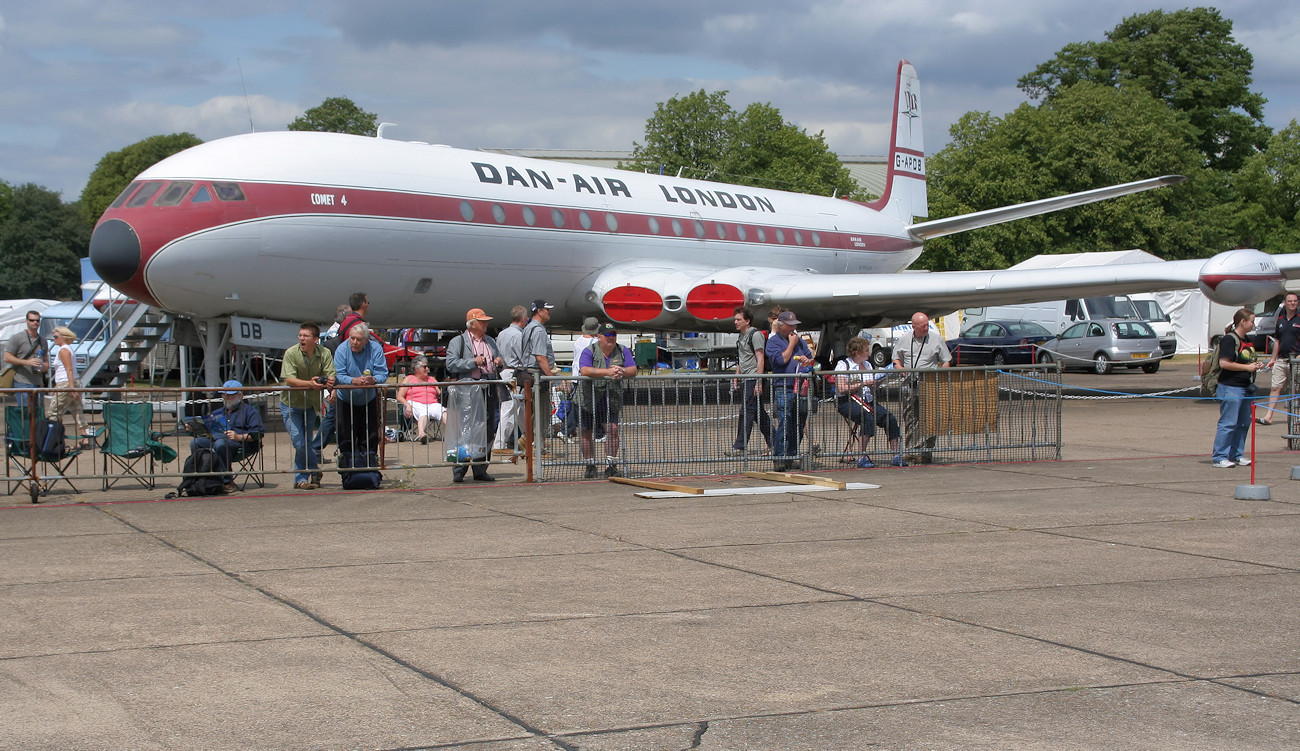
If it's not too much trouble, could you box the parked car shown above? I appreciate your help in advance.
[1039,318,1163,374]
[947,320,1053,366]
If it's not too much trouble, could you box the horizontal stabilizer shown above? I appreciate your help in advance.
[906,175,1186,241]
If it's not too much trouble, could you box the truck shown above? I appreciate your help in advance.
[962,295,1142,339]
[1126,294,1178,357]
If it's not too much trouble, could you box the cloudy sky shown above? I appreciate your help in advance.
[2,1,1296,200]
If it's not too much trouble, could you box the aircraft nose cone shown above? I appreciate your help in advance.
[89,219,141,285]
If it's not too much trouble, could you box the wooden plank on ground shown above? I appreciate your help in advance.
[742,471,847,490]
[609,476,705,494]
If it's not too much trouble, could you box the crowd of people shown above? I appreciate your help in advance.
[7,291,1297,488]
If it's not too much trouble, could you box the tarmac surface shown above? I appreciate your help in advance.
[2,360,1298,749]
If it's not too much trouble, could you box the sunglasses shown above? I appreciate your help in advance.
[27,318,40,323]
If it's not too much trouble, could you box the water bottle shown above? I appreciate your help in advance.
[445,447,457,463]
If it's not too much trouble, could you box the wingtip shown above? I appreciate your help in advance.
[1160,175,1187,185]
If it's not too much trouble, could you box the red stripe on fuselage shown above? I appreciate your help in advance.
[99,180,918,301]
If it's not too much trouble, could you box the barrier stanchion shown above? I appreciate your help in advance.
[1237,401,1271,500]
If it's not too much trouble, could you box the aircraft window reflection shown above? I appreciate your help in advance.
[794,230,804,245]
[736,225,747,241]
[716,224,727,240]
[212,182,245,201]
[671,219,683,236]
[191,185,212,203]
[492,204,507,224]
[648,217,660,234]
[776,228,786,244]
[154,181,193,207]
[460,201,475,221]
[126,181,164,208]
[811,232,821,247]
[605,213,618,232]
[694,220,705,239]
[579,211,592,230]
[110,181,142,209]
[756,227,766,242]
[551,208,564,227]
[522,206,536,226]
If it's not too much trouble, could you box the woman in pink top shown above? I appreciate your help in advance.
[396,357,444,444]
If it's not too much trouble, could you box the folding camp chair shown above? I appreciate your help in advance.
[5,404,89,500]
[100,401,158,490]
[230,407,265,490]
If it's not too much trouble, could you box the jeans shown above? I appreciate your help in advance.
[189,436,239,482]
[772,386,808,461]
[282,406,322,484]
[1212,383,1254,462]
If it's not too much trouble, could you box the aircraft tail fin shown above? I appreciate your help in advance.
[862,60,927,222]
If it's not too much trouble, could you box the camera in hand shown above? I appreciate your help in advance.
[314,376,329,385]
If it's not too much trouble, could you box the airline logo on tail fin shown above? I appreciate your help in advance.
[864,60,928,221]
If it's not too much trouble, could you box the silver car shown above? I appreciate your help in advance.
[1040,318,1164,374]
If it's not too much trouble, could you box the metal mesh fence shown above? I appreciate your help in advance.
[534,364,1062,481]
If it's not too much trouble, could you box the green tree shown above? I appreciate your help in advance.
[1019,7,1268,171]
[920,83,1225,272]
[79,133,203,226]
[0,183,90,299]
[288,96,378,137]
[621,90,866,198]
[1229,121,1300,251]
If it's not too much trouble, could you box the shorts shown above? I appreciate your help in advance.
[409,402,444,422]
[578,393,620,430]
[1270,358,1293,391]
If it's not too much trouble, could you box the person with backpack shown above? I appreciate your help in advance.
[1211,308,1264,468]
[730,306,773,455]
[576,322,637,478]
[185,379,264,493]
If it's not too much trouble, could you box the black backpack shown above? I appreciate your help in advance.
[177,447,228,496]
[34,419,68,461]
[338,451,382,490]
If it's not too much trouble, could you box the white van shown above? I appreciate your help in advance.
[963,295,1141,338]
[1127,294,1177,356]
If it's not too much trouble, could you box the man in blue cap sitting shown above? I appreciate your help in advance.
[184,379,264,493]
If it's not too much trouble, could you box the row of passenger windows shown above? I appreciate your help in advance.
[110,180,247,210]
[459,200,823,247]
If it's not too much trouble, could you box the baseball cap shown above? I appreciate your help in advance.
[776,311,801,325]
[581,316,600,335]
[466,308,492,322]
[530,299,554,316]
[598,322,617,336]
[219,379,243,395]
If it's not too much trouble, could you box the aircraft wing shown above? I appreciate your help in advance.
[905,175,1187,240]
[712,251,1300,327]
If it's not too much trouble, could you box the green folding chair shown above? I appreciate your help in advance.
[100,402,159,490]
[5,404,89,500]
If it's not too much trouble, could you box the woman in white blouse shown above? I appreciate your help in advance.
[834,336,905,468]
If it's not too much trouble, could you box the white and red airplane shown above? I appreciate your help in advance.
[89,60,1299,358]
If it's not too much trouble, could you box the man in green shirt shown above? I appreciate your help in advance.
[280,322,337,489]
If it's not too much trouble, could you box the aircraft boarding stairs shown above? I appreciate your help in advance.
[67,291,173,389]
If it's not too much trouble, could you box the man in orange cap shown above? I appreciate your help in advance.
[444,308,504,482]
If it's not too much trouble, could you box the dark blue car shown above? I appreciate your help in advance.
[947,320,1053,366]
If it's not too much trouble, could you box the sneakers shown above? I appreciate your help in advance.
[890,455,908,467]
[856,456,875,469]
[583,464,597,479]
[604,464,620,478]
[1212,459,1235,468]
[222,482,238,494]
[1234,457,1252,466]
[294,481,312,490]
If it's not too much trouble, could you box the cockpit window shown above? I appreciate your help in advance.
[191,185,213,203]
[110,182,142,209]
[126,181,165,208]
[154,181,194,207]
[212,182,246,201]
